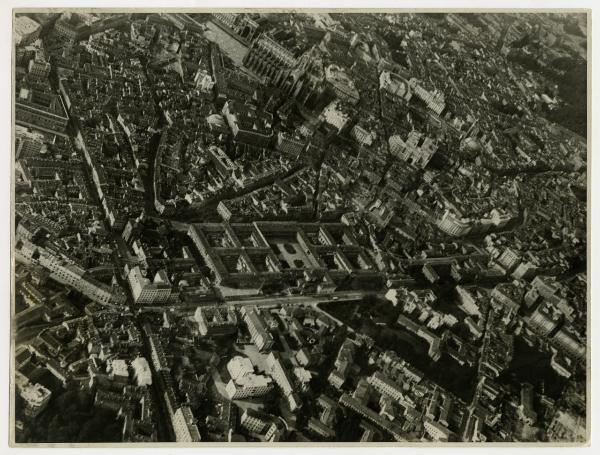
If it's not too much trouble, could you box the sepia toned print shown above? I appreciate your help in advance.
[12,10,588,445]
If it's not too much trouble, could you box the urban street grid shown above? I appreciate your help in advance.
[12,11,587,444]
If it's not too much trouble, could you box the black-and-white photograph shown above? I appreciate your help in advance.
[10,8,589,446]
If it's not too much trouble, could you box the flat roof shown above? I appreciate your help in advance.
[14,16,41,38]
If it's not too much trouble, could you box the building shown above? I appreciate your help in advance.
[490,208,513,229]
[386,287,437,308]
[241,306,274,351]
[424,419,451,441]
[148,334,169,372]
[530,276,562,300]
[547,410,586,442]
[456,286,482,318]
[317,395,338,425]
[276,131,306,159]
[225,356,274,400]
[339,393,406,442]
[52,16,80,44]
[266,352,294,396]
[194,306,238,337]
[222,100,274,148]
[240,408,270,434]
[14,239,127,306]
[127,266,172,305]
[351,124,375,146]
[422,263,440,283]
[243,35,297,84]
[389,130,438,168]
[367,371,404,401]
[15,126,46,159]
[227,356,254,380]
[266,352,301,411]
[226,374,273,400]
[552,328,586,361]
[397,315,442,361]
[265,421,284,442]
[379,71,411,102]
[132,357,152,387]
[15,371,51,417]
[324,64,359,105]
[295,348,313,367]
[172,406,202,442]
[409,78,446,115]
[293,367,312,390]
[15,86,69,136]
[107,358,129,383]
[321,101,351,133]
[513,261,538,280]
[436,210,473,237]
[518,383,537,425]
[187,222,382,292]
[94,389,122,412]
[527,302,562,336]
[28,52,51,79]
[208,145,238,178]
[212,13,259,40]
[497,248,521,271]
[328,338,357,389]
[359,421,378,442]
[15,347,32,370]
[328,369,346,389]
[308,417,336,439]
[14,16,41,46]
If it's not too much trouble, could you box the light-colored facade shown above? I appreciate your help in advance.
[132,356,152,386]
[15,371,51,417]
[240,408,269,434]
[194,306,238,337]
[172,406,202,442]
[14,238,127,306]
[14,16,41,46]
[367,371,404,401]
[128,266,172,305]
[242,306,274,351]
[226,356,274,399]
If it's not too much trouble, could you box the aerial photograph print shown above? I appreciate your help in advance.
[11,9,588,445]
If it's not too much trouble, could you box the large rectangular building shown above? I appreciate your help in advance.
[128,266,172,305]
[15,371,51,417]
[194,306,238,337]
[187,221,383,291]
[339,393,406,442]
[172,406,202,442]
[15,87,69,137]
[14,16,41,46]
[222,100,274,148]
[241,306,274,351]
[367,371,404,401]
